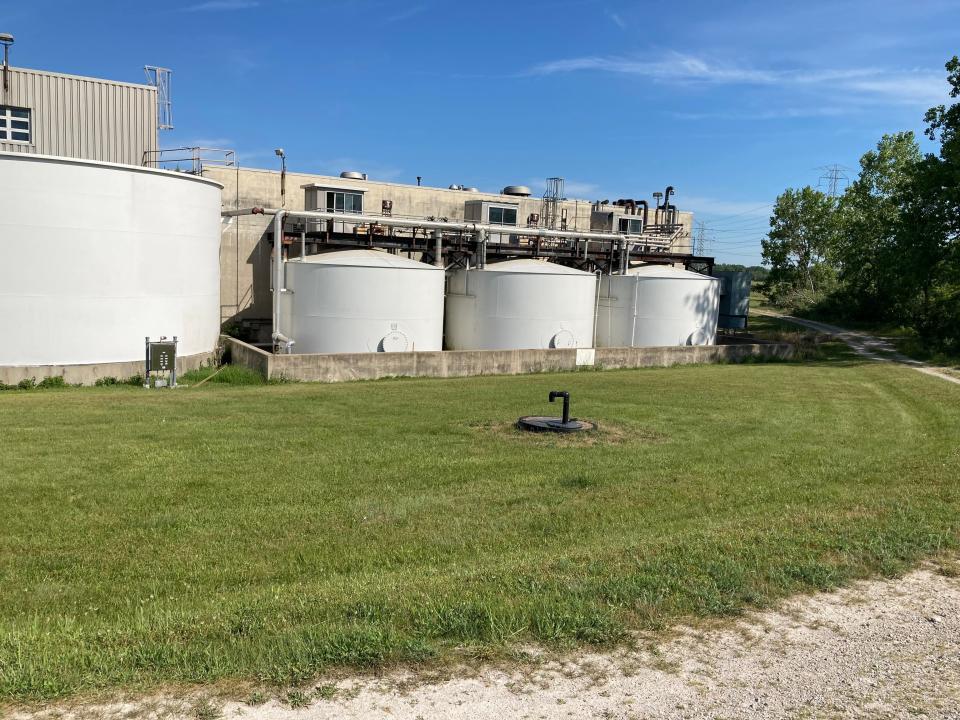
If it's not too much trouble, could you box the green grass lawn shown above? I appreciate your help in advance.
[1,360,959,702]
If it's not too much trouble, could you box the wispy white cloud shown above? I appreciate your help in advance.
[673,106,850,121]
[563,180,602,198]
[606,10,626,29]
[525,178,603,199]
[179,137,234,147]
[529,53,775,83]
[382,4,428,24]
[526,51,948,106]
[184,0,258,12]
[682,195,773,219]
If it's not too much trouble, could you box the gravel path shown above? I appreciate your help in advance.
[753,310,960,386]
[15,564,960,720]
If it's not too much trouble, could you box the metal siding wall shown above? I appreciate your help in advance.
[0,68,158,165]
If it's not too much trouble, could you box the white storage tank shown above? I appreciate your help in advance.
[597,265,720,347]
[0,152,222,373]
[282,250,444,353]
[445,259,598,351]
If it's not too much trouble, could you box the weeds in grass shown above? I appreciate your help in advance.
[190,698,221,720]
[93,375,143,387]
[314,684,337,700]
[180,364,265,386]
[285,690,311,709]
[245,690,268,706]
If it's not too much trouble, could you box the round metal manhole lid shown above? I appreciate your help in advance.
[550,330,577,349]
[379,330,409,352]
[517,416,596,433]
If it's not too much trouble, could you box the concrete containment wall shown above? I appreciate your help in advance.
[223,336,794,384]
[0,351,214,387]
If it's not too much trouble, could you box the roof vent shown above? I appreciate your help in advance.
[464,187,480,192]
[448,184,463,190]
[502,185,531,197]
[340,171,367,180]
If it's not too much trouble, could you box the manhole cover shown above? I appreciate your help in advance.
[517,390,595,434]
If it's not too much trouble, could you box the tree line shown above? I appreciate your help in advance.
[762,56,960,354]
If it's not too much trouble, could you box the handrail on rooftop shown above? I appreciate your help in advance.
[142,147,236,175]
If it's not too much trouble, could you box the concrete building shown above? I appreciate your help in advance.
[206,166,694,339]
[0,62,158,165]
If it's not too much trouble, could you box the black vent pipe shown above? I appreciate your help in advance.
[636,200,649,228]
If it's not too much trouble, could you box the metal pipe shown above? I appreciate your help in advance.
[271,210,288,347]
[636,200,649,230]
[549,391,571,425]
[222,207,670,246]
[0,33,12,96]
[592,270,602,349]
[432,229,442,268]
[662,186,674,210]
[662,186,675,224]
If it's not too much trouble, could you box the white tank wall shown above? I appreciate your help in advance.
[0,152,223,367]
[284,250,444,353]
[597,266,720,348]
[445,260,597,351]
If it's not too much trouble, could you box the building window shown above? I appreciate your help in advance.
[618,218,643,234]
[0,106,31,143]
[326,191,363,214]
[488,206,517,225]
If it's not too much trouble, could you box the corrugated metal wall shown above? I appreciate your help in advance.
[0,67,158,166]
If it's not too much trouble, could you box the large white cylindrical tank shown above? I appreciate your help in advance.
[283,250,444,353]
[0,152,222,367]
[445,259,598,350]
[597,265,720,347]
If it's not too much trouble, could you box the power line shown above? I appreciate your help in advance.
[699,203,774,226]
[705,225,769,234]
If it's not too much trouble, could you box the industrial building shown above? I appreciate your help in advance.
[207,166,700,342]
[0,50,159,164]
[0,38,751,385]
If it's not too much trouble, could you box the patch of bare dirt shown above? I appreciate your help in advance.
[467,420,663,447]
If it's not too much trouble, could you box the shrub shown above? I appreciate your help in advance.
[37,376,66,389]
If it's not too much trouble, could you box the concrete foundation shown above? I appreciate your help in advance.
[223,336,794,384]
[0,351,215,387]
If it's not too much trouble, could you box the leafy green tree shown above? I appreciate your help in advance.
[895,56,960,350]
[835,133,921,319]
[761,186,839,307]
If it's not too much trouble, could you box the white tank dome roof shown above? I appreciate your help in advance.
[296,249,441,270]
[625,264,719,281]
[481,259,594,276]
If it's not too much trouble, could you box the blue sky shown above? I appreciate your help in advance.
[3,0,957,264]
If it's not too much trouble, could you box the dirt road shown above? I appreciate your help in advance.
[753,310,960,386]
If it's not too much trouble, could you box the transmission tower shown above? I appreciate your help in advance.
[817,164,850,197]
[694,221,706,256]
